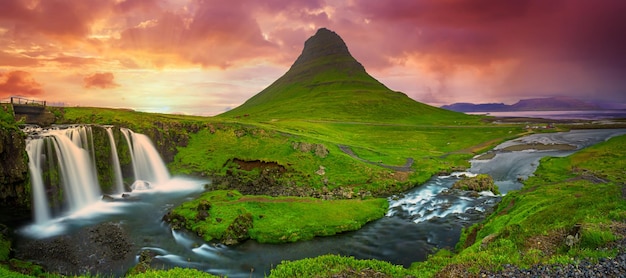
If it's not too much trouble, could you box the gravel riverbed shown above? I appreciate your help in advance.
[480,239,626,277]
[480,254,626,277]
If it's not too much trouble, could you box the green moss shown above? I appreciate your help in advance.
[0,104,19,131]
[0,233,10,261]
[166,190,388,244]
[0,267,34,278]
[269,254,411,278]
[126,267,219,278]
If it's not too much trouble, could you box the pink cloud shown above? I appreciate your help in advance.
[83,72,119,89]
[0,0,114,39]
[0,71,44,97]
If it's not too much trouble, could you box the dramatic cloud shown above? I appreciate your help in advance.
[348,0,626,103]
[0,71,44,97]
[83,72,119,89]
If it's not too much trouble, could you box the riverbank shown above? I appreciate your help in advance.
[412,133,626,277]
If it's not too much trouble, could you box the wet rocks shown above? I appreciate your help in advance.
[196,200,211,221]
[222,213,253,245]
[14,222,136,276]
[0,126,29,208]
[126,249,157,275]
[481,252,626,277]
[162,211,186,230]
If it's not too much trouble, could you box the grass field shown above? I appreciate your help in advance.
[166,190,388,244]
[58,107,524,195]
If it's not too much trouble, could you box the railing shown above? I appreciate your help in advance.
[0,97,46,106]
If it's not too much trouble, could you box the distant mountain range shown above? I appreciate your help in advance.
[441,97,610,112]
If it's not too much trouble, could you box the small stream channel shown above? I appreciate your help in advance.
[14,129,626,277]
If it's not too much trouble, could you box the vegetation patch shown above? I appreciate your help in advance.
[164,190,388,244]
[269,254,411,277]
[52,107,524,198]
[126,267,220,278]
[452,174,500,194]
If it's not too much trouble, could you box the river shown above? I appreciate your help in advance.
[13,128,626,277]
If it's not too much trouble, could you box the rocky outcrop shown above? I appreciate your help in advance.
[140,121,195,164]
[0,127,29,208]
[452,174,500,194]
[222,213,253,245]
[292,142,329,158]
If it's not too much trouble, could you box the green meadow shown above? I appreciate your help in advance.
[58,107,524,194]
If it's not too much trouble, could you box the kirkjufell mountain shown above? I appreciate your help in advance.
[219,28,464,124]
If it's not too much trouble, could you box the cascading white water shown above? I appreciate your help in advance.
[25,139,51,223]
[25,126,102,223]
[121,128,170,185]
[47,129,101,212]
[105,127,125,193]
[26,125,171,224]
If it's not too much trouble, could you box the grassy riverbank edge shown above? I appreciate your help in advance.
[408,133,626,276]
[164,190,389,244]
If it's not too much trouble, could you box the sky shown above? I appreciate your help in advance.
[1,0,625,115]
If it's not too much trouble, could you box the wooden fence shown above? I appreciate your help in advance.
[0,97,47,106]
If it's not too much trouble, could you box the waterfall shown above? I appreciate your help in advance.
[25,139,51,223]
[121,128,170,185]
[25,125,170,223]
[106,127,125,193]
[47,129,101,212]
[25,126,101,222]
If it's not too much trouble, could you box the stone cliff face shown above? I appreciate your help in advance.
[0,127,29,208]
[139,121,195,164]
[288,27,367,79]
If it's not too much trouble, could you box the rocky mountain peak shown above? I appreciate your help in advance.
[287,28,366,74]
[292,28,350,64]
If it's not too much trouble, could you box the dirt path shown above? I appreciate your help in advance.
[337,144,413,172]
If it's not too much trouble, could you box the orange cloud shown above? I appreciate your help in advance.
[0,71,44,98]
[83,72,119,89]
[0,0,114,40]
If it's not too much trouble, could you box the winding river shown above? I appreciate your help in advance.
[14,128,626,277]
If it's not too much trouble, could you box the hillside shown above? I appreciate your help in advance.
[219,28,464,124]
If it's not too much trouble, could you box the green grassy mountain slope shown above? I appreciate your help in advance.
[218,28,465,125]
